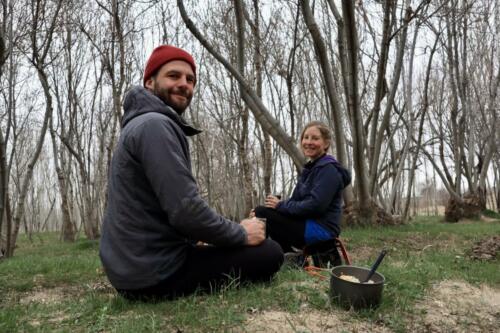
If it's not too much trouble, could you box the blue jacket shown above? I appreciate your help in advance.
[99,86,247,290]
[276,154,351,238]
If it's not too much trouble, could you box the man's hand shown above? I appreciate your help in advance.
[240,218,265,246]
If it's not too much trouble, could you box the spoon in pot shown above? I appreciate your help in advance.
[362,249,387,283]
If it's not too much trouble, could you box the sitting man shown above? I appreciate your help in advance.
[99,45,284,300]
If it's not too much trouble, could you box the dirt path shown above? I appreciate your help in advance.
[244,280,500,333]
[16,277,499,332]
[409,280,500,333]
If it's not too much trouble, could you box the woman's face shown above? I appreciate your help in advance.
[301,126,328,160]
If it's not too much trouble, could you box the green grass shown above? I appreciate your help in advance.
[1,216,498,332]
[483,209,500,219]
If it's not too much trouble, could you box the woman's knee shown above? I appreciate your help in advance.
[254,205,270,218]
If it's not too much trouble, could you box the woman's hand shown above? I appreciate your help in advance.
[264,195,281,209]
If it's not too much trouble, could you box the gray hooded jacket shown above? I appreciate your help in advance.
[99,86,247,290]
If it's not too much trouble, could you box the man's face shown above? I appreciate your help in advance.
[145,60,196,114]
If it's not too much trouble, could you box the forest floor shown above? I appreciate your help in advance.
[1,215,499,332]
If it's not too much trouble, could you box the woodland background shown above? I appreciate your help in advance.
[0,0,498,258]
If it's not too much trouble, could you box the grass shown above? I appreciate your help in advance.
[1,216,498,332]
[483,209,500,219]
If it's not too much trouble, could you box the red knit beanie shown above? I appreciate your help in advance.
[143,45,196,86]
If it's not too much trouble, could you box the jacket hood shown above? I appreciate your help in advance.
[121,86,202,136]
[309,154,352,189]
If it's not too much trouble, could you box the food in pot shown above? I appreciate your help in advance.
[339,273,374,284]
[339,273,360,283]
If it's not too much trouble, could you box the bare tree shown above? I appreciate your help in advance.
[7,0,63,257]
[419,1,499,221]
[177,0,305,170]
[1,0,499,252]
[234,0,255,214]
[0,0,7,256]
[402,27,440,220]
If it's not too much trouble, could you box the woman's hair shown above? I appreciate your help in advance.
[300,121,332,152]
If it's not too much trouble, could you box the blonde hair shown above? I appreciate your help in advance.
[300,121,332,152]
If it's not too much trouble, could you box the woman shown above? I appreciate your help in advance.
[254,121,351,264]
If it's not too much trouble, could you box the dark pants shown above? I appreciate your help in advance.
[117,239,283,301]
[254,206,342,268]
[254,206,306,252]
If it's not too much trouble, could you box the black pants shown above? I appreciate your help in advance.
[117,239,283,301]
[254,206,306,252]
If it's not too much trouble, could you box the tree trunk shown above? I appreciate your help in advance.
[369,6,411,198]
[338,0,368,218]
[9,69,54,256]
[234,0,254,215]
[0,128,8,256]
[403,30,439,220]
[252,0,272,197]
[368,0,393,169]
[0,0,13,257]
[49,122,75,242]
[8,0,63,256]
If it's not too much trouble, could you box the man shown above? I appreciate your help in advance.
[99,45,284,300]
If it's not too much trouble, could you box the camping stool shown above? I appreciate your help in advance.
[302,238,351,268]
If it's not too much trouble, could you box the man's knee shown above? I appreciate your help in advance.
[260,239,284,270]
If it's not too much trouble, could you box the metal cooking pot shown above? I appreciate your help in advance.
[330,265,385,310]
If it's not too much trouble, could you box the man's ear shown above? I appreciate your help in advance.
[145,78,154,91]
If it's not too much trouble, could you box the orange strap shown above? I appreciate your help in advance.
[304,265,330,280]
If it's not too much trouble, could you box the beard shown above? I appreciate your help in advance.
[153,85,193,115]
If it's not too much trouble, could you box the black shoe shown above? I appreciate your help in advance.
[311,247,342,268]
[284,252,307,268]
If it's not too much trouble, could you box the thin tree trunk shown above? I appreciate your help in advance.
[0,128,8,254]
[234,0,254,215]
[445,3,463,195]
[389,24,420,214]
[49,121,75,242]
[8,0,63,256]
[368,0,393,166]
[9,70,54,256]
[338,0,367,210]
[403,31,439,220]
[475,65,500,202]
[0,0,13,257]
[256,0,272,196]
[369,6,411,197]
